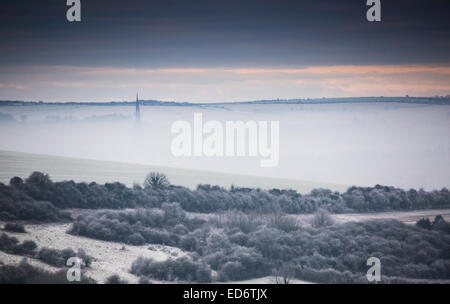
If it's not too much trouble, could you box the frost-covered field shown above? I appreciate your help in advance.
[290,208,450,226]
[0,150,346,194]
[0,219,185,284]
[0,102,449,190]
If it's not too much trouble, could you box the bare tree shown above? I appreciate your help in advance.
[143,172,170,189]
[272,265,294,284]
[311,208,334,228]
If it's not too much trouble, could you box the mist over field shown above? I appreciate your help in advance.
[0,102,449,190]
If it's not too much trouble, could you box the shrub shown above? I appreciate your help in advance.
[179,235,198,251]
[417,215,450,234]
[212,246,270,281]
[3,172,450,215]
[4,222,26,233]
[9,177,24,187]
[218,261,242,281]
[144,172,170,189]
[270,215,299,232]
[0,233,19,252]
[229,232,249,246]
[77,248,93,268]
[416,217,433,230]
[21,240,38,253]
[219,212,261,234]
[68,206,195,247]
[130,257,212,283]
[105,274,128,284]
[26,172,52,186]
[37,247,92,268]
[128,233,145,245]
[38,248,76,267]
[0,260,96,284]
[432,215,450,233]
[138,276,152,284]
[0,234,37,256]
[0,182,72,222]
[311,209,334,228]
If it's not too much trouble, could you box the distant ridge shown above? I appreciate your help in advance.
[0,99,193,107]
[1,96,450,106]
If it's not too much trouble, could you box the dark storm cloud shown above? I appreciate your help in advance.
[1,0,450,68]
[1,0,449,101]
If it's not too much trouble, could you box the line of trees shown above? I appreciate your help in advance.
[1,172,449,222]
[0,180,71,222]
[416,215,450,234]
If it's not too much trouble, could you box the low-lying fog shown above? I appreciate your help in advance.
[0,102,449,190]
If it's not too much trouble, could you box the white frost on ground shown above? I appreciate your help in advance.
[221,276,313,284]
[0,221,185,283]
[290,208,450,226]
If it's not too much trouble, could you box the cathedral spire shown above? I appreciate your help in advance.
[135,92,140,122]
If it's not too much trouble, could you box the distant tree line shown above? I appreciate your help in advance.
[1,172,449,223]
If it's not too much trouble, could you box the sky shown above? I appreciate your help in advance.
[1,0,450,102]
